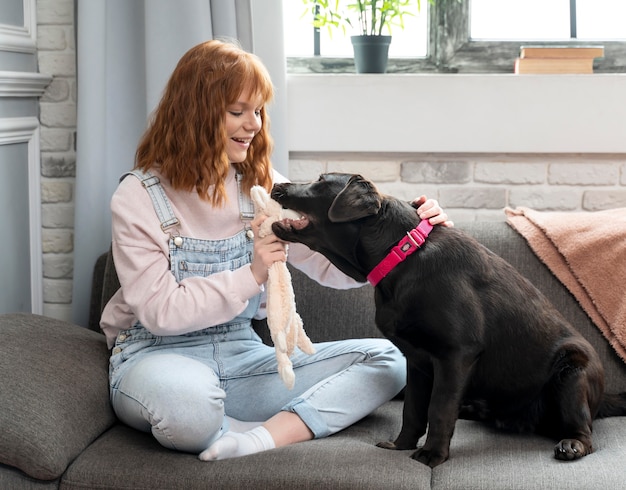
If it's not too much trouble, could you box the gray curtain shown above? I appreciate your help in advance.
[72,0,287,326]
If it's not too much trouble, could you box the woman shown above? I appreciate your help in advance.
[100,39,451,461]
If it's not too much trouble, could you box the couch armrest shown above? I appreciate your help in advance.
[0,313,116,481]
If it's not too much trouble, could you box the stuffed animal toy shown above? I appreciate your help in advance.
[250,185,315,389]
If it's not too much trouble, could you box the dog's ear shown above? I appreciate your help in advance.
[328,175,382,222]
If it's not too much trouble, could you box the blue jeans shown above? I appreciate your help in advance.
[109,322,405,453]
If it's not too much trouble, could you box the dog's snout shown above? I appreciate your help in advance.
[271,182,290,201]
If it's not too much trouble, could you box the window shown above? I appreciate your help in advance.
[575,0,626,39]
[282,0,429,57]
[471,0,572,40]
[284,0,626,73]
[472,0,626,40]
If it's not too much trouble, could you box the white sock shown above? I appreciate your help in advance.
[224,415,263,433]
[198,426,275,461]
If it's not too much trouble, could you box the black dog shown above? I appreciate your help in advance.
[271,172,626,468]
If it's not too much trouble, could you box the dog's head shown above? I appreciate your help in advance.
[270,173,384,281]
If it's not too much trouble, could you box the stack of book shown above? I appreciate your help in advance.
[514,46,604,74]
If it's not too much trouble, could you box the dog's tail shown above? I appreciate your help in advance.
[596,392,626,418]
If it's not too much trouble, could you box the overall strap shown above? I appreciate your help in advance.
[236,172,255,222]
[120,170,180,233]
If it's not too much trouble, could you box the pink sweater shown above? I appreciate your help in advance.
[100,167,362,348]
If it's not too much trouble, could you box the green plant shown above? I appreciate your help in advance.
[302,0,433,37]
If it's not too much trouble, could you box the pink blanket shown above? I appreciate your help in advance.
[506,207,626,363]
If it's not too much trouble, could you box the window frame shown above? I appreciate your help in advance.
[286,0,626,74]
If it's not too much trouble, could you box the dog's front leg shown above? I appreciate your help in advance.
[412,354,477,468]
[378,357,432,451]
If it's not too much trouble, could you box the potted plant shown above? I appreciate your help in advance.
[301,0,432,73]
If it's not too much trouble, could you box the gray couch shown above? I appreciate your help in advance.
[2,222,626,490]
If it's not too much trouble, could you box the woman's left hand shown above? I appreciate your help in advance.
[412,196,454,227]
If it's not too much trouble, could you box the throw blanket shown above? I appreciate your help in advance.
[505,207,626,363]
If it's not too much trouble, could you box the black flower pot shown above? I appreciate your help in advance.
[350,35,392,73]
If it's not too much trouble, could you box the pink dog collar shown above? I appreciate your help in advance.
[367,219,433,286]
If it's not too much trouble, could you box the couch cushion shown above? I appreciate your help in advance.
[62,403,626,490]
[432,417,626,490]
[0,313,116,480]
[0,462,60,489]
[62,401,431,490]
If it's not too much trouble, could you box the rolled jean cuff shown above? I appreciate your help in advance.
[282,397,330,439]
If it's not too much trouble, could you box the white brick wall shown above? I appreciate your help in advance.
[37,0,75,322]
[290,155,626,221]
[35,0,626,322]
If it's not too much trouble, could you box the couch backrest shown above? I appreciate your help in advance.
[88,248,121,332]
[88,244,381,341]
[89,223,626,393]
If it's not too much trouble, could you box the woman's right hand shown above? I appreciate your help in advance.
[249,216,288,285]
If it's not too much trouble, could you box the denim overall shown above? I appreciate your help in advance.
[108,170,406,454]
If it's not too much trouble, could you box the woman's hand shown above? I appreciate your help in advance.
[412,196,454,227]
[249,215,288,285]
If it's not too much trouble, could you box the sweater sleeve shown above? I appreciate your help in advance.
[104,177,263,337]
[286,243,366,289]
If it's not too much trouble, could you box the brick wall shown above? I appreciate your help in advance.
[290,154,626,222]
[37,0,75,322]
[34,0,626,322]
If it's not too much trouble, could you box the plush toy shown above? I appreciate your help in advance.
[250,185,315,389]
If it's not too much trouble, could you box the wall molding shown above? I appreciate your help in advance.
[0,116,43,314]
[0,0,36,53]
[0,70,52,97]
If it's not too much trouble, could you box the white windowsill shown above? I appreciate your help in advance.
[286,74,626,154]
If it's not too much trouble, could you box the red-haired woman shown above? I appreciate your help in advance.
[101,39,451,461]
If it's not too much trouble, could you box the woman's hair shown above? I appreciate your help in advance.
[135,39,275,205]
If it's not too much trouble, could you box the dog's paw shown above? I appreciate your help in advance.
[554,439,590,461]
[411,447,449,468]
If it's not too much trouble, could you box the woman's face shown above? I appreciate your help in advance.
[225,87,264,163]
